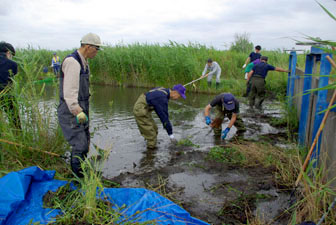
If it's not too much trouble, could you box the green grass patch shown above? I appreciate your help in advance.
[207,146,246,164]
[177,138,199,147]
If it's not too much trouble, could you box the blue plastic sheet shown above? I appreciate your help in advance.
[0,167,208,225]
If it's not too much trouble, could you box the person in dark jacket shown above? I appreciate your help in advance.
[133,84,186,149]
[247,56,289,110]
[204,93,245,140]
[0,42,21,129]
[242,45,262,69]
[57,33,103,177]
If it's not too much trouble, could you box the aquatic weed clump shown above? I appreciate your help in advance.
[177,138,199,147]
[207,146,246,164]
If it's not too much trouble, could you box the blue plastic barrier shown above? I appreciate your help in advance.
[0,167,208,225]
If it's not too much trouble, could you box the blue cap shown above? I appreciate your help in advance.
[223,93,235,110]
[172,84,186,99]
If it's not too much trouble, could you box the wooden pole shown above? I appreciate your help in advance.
[183,74,208,87]
[0,138,61,157]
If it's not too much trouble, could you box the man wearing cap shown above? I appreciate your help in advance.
[204,93,245,140]
[247,56,289,110]
[133,84,186,149]
[51,52,61,76]
[0,41,21,129]
[242,45,262,69]
[201,58,222,89]
[57,33,102,177]
[243,58,261,97]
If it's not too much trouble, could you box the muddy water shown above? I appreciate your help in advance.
[60,85,284,178]
[41,84,290,224]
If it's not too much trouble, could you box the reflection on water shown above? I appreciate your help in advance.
[39,84,284,178]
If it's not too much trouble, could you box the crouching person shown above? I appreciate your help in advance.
[204,93,246,140]
[133,84,186,149]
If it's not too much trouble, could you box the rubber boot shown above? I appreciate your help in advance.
[216,82,220,89]
[207,81,211,88]
[71,151,85,178]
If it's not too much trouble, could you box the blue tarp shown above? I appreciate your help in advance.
[0,166,208,225]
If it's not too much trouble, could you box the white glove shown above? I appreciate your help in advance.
[169,134,177,144]
[242,64,246,69]
[244,73,248,80]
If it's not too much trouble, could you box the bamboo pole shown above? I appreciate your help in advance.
[295,55,336,186]
[0,138,61,157]
[183,74,208,87]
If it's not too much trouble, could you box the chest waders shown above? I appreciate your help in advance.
[249,75,266,110]
[212,103,246,136]
[133,88,168,149]
[57,51,90,177]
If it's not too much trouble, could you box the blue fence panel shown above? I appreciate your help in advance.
[287,51,297,106]
[310,53,332,165]
[298,54,314,145]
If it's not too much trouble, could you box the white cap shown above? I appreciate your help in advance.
[80,33,103,46]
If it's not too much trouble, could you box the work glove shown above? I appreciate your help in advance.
[221,127,230,140]
[76,112,88,124]
[169,134,178,144]
[242,64,246,69]
[205,116,211,125]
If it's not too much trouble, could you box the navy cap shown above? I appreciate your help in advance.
[223,93,235,110]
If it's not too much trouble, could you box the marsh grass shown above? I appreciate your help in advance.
[90,43,301,98]
[15,43,304,99]
[218,141,336,224]
[289,150,336,225]
[0,52,70,177]
[44,148,156,224]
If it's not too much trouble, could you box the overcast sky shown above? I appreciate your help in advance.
[1,0,335,51]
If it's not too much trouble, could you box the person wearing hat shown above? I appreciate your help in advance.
[243,58,261,97]
[133,84,186,149]
[0,41,21,130]
[242,45,262,69]
[201,58,222,89]
[204,93,245,140]
[57,33,103,177]
[247,56,289,110]
[51,52,61,76]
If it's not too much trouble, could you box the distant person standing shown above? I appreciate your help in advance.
[242,45,262,69]
[57,33,103,177]
[247,56,289,110]
[201,58,222,89]
[51,52,61,76]
[0,42,21,130]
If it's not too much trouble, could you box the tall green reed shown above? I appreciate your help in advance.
[0,50,69,175]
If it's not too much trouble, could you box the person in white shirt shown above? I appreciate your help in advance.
[201,58,222,89]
